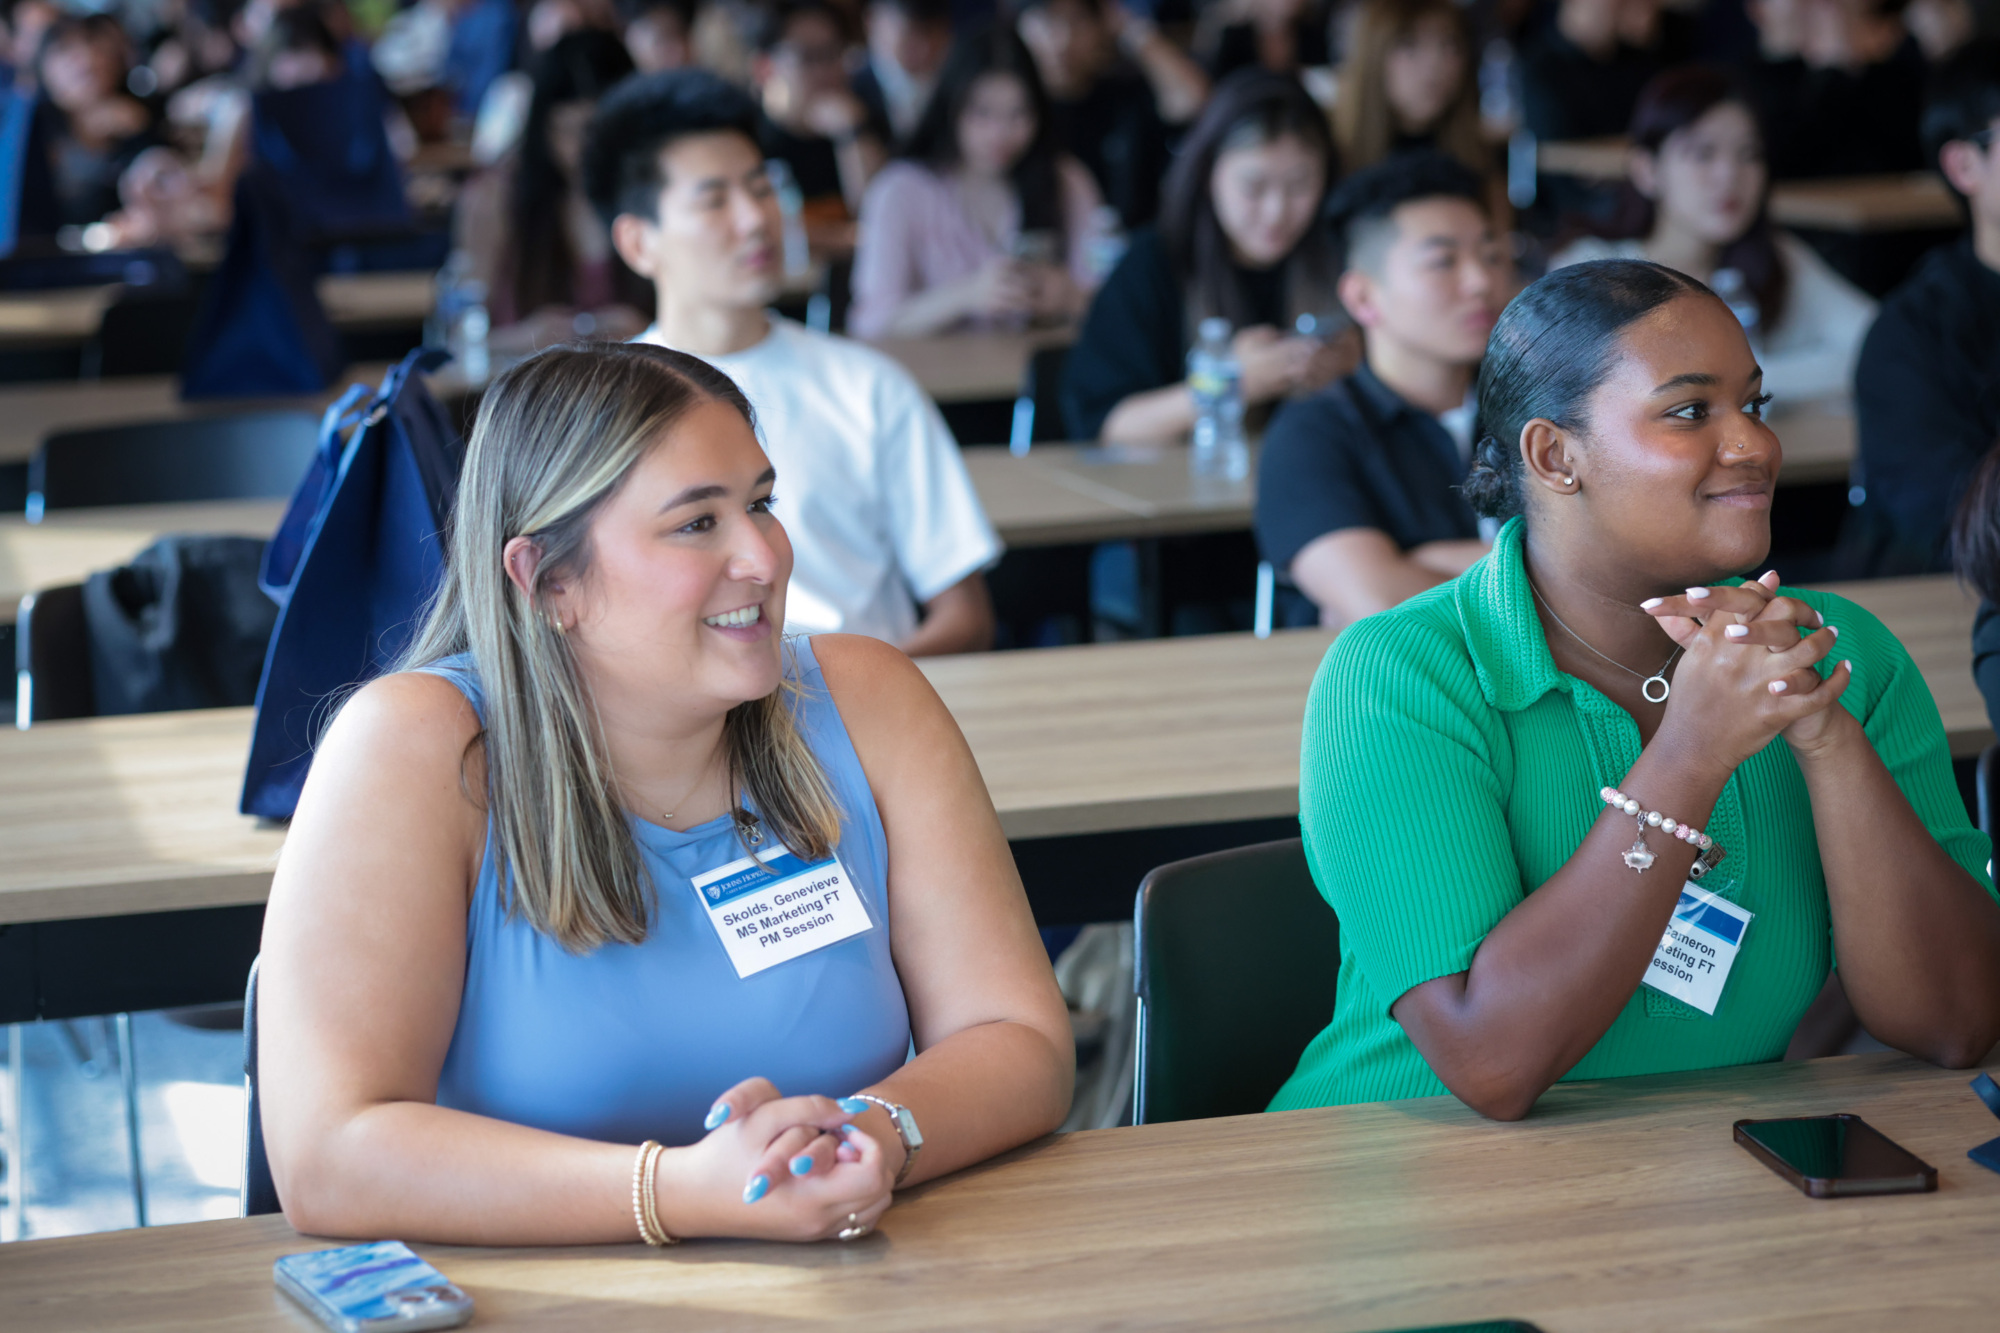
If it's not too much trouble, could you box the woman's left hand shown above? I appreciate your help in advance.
[1642,572,1856,754]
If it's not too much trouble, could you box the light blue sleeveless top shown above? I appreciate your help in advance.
[419,636,911,1146]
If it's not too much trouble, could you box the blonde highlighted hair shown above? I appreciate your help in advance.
[396,342,842,953]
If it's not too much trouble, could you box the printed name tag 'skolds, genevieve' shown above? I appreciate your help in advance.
[691,847,873,979]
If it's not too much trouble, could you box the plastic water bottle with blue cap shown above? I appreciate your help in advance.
[1187,316,1248,481]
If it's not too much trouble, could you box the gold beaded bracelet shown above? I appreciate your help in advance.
[631,1141,678,1247]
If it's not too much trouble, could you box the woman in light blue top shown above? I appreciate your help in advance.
[258,342,1073,1245]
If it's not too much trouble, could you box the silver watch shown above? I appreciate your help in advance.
[848,1093,923,1188]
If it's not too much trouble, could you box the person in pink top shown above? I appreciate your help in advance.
[846,26,1108,340]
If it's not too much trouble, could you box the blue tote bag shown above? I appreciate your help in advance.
[241,348,464,819]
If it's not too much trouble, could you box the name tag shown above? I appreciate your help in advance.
[690,847,872,979]
[1642,883,1755,1016]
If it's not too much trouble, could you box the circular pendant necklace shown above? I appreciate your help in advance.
[1529,579,1683,704]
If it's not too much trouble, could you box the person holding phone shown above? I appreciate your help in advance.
[1270,258,2000,1120]
[257,343,1073,1243]
[1060,68,1352,443]
[845,26,1105,340]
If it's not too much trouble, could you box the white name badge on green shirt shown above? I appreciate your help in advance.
[690,847,871,979]
[1643,883,1755,1016]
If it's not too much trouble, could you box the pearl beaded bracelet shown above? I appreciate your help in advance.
[1600,786,1725,879]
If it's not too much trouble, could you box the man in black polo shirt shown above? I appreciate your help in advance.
[1848,42,2000,576]
[1254,153,1507,627]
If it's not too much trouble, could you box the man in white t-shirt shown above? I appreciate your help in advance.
[581,68,999,654]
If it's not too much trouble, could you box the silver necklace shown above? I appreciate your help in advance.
[1529,580,1683,704]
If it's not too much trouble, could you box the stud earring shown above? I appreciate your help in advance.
[1562,476,1576,487]
[549,612,567,635]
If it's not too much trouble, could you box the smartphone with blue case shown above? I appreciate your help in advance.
[274,1241,472,1332]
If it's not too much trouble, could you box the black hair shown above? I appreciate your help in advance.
[1953,440,2000,604]
[581,67,761,226]
[250,4,343,87]
[1464,259,1708,520]
[1159,68,1340,330]
[1593,65,1789,333]
[868,0,950,23]
[506,30,636,321]
[1013,0,1103,14]
[753,0,849,54]
[1922,39,2000,167]
[1323,149,1485,272]
[615,0,698,24]
[900,26,1064,235]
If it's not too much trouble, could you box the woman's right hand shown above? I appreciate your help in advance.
[1234,327,1327,403]
[1641,582,1851,776]
[654,1077,895,1242]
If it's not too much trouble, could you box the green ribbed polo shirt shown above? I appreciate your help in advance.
[1269,517,1995,1111]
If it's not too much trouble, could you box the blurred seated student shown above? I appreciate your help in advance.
[1550,66,1875,404]
[1255,153,1505,629]
[1061,69,1353,443]
[621,0,698,71]
[853,0,951,143]
[1269,257,2000,1119]
[4,0,58,87]
[1197,0,1330,80]
[142,0,243,102]
[1741,0,1925,180]
[1333,0,1490,177]
[31,13,160,227]
[847,28,1105,339]
[1847,42,2000,574]
[1520,0,1694,141]
[586,70,1002,654]
[752,1,885,219]
[1014,0,1210,230]
[258,342,1073,1245]
[459,31,649,353]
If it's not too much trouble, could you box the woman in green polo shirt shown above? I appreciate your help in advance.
[1270,258,2000,1119]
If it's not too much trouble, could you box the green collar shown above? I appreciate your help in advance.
[1457,517,1567,714]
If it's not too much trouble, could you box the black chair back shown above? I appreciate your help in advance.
[242,955,281,1216]
[29,411,319,514]
[1008,344,1071,453]
[1133,838,1339,1124]
[15,582,93,722]
[83,290,203,378]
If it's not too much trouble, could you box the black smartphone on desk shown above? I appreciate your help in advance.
[1734,1114,1938,1197]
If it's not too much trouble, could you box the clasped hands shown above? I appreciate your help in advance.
[652,1076,901,1243]
[1641,570,1856,770]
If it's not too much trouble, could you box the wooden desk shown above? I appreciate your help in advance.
[1769,173,1962,234]
[0,363,395,465]
[0,499,287,625]
[865,325,1073,404]
[2,573,1987,935]
[966,442,1254,547]
[1535,134,1630,181]
[1773,398,1855,485]
[4,1052,1996,1332]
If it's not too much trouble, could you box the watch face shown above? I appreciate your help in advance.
[894,1107,924,1148]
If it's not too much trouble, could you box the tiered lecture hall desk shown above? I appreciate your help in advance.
[1533,140,1962,234]
[2,1050,1997,1331]
[0,575,1985,1025]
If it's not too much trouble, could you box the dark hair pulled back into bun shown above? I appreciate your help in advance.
[1463,258,1709,520]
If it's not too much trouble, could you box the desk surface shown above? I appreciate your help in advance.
[964,442,1254,547]
[1,573,1986,929]
[865,324,1072,403]
[4,1052,1996,1332]
[0,272,436,352]
[0,364,396,465]
[0,499,286,625]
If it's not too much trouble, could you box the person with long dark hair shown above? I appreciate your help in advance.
[846,26,1105,340]
[1332,0,1488,178]
[1270,258,2000,1118]
[459,29,650,349]
[1550,66,1873,404]
[30,13,159,228]
[1061,68,1349,443]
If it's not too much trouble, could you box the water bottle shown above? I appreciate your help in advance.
[1478,39,1520,135]
[430,251,490,383]
[1187,317,1248,482]
[1711,267,1760,342]
[767,159,811,280]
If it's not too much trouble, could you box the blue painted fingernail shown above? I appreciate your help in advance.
[837,1097,869,1114]
[743,1174,770,1204]
[840,1123,858,1136]
[790,1154,815,1177]
[704,1102,731,1130]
